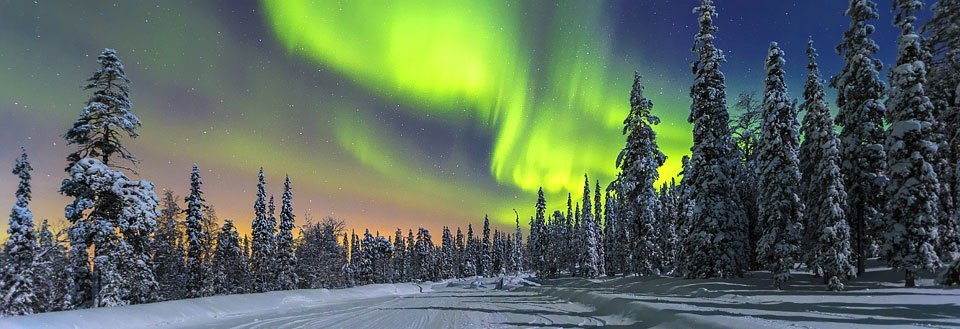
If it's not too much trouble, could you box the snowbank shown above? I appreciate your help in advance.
[0,283,426,329]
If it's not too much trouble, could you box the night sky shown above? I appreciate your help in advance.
[0,0,930,237]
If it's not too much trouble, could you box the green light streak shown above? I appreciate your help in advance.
[261,0,694,204]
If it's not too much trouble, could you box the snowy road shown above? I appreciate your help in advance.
[180,287,628,329]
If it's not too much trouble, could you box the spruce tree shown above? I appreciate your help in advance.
[580,175,600,277]
[755,42,803,289]
[530,188,546,276]
[922,0,960,262]
[250,168,275,292]
[212,219,245,295]
[152,191,186,301]
[61,49,160,308]
[594,181,605,275]
[276,175,299,290]
[34,219,70,312]
[455,227,465,278]
[799,39,856,290]
[681,0,748,279]
[616,73,667,275]
[1,149,38,316]
[441,227,456,279]
[831,0,889,275]
[880,0,942,287]
[481,215,492,277]
[393,228,407,282]
[63,49,140,170]
[184,165,208,298]
[513,215,524,274]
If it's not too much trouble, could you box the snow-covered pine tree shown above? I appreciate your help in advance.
[799,39,857,290]
[184,165,208,298]
[730,92,764,271]
[61,159,160,308]
[393,228,407,282]
[455,227,465,278]
[441,226,456,279]
[491,230,504,276]
[63,49,140,170]
[603,189,625,276]
[580,175,600,277]
[61,49,161,308]
[276,175,299,290]
[657,182,680,274]
[413,228,436,281]
[463,225,477,277]
[880,0,943,287]
[1,149,38,316]
[573,203,584,276]
[831,0,889,275]
[616,73,667,276]
[481,215,492,277]
[594,180,605,276]
[529,188,546,276]
[212,219,245,295]
[922,0,960,263]
[406,229,416,280]
[250,168,276,292]
[513,215,524,274]
[755,42,803,289]
[152,191,186,301]
[34,219,70,313]
[681,0,748,279]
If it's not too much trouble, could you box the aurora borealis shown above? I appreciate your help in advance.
[0,0,915,237]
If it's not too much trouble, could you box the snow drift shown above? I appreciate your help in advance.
[0,283,428,329]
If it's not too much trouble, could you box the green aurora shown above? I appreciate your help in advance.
[262,0,690,216]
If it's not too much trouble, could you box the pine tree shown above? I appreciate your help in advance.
[880,0,943,287]
[152,191,186,301]
[513,215,524,274]
[406,229,416,280]
[393,228,407,282]
[463,225,477,277]
[529,188,546,276]
[63,49,140,170]
[1,149,38,316]
[755,42,803,289]
[594,181,605,276]
[60,49,160,308]
[34,219,70,313]
[481,215,492,277]
[730,92,764,271]
[184,165,208,298]
[799,39,856,290]
[616,73,667,276]
[580,175,600,277]
[681,0,748,279]
[832,0,889,275]
[603,189,625,276]
[276,175,299,290]
[922,1,960,261]
[455,227,465,277]
[441,227,456,279]
[250,168,275,292]
[212,219,245,295]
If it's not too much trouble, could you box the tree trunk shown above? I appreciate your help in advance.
[855,205,865,276]
[905,270,917,287]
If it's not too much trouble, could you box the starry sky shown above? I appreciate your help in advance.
[0,0,928,238]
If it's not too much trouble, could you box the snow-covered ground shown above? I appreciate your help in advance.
[3,264,958,328]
